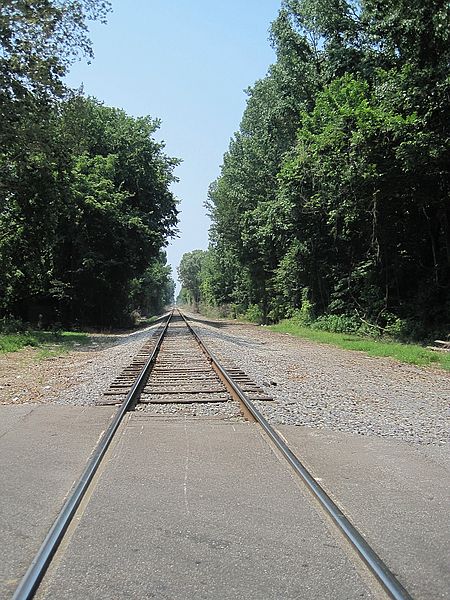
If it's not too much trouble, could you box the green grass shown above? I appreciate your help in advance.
[269,321,450,371]
[137,315,160,326]
[0,330,90,356]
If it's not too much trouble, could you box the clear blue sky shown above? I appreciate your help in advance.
[65,0,281,290]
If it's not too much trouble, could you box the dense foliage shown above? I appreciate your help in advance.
[0,1,177,327]
[186,0,450,338]
[177,250,207,308]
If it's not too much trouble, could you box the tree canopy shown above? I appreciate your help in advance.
[188,0,450,338]
[0,0,178,327]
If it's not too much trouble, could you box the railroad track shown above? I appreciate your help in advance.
[101,312,272,408]
[13,309,413,600]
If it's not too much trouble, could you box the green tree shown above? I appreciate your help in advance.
[0,0,111,149]
[207,19,317,320]
[0,2,180,327]
[129,252,175,316]
[177,250,207,308]
[206,0,450,334]
[0,96,179,326]
[54,97,179,325]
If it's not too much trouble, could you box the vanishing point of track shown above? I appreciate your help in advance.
[13,309,413,600]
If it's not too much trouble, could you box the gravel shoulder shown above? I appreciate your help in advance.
[0,323,162,406]
[184,312,450,450]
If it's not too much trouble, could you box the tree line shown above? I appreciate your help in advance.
[178,0,450,340]
[1,0,177,327]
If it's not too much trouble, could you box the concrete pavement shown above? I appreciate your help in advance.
[37,414,380,599]
[0,405,116,599]
[278,425,450,600]
[3,407,447,599]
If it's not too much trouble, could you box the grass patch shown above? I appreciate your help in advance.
[137,315,160,327]
[269,321,450,371]
[0,330,90,356]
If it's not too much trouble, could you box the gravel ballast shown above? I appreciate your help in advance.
[184,313,450,448]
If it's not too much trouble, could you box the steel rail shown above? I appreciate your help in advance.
[12,310,173,600]
[179,309,413,600]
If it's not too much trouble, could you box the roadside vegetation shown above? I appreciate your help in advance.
[178,0,450,345]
